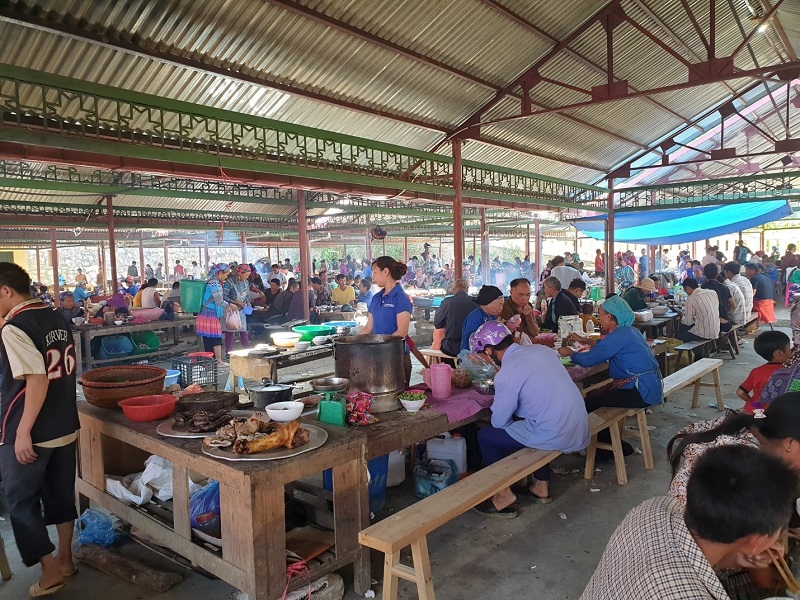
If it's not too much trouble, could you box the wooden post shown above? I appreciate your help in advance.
[760,226,765,252]
[203,236,210,274]
[240,232,248,264]
[139,233,145,283]
[297,190,312,322]
[162,240,168,280]
[534,217,541,291]
[525,225,531,261]
[365,230,372,262]
[106,196,118,288]
[403,237,408,262]
[100,241,107,290]
[605,182,615,297]
[50,229,60,306]
[452,139,464,279]
[480,208,490,285]
[35,245,41,282]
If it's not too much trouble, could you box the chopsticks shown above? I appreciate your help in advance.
[767,548,800,594]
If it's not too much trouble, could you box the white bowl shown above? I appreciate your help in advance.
[114,320,123,325]
[266,401,304,422]
[72,317,85,326]
[651,306,668,316]
[294,341,311,351]
[312,335,328,346]
[270,332,302,348]
[400,398,426,413]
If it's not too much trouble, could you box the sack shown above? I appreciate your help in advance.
[413,458,459,499]
[225,307,242,330]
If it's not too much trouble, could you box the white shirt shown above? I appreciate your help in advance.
[730,274,754,317]
[682,287,720,340]
[700,253,717,267]
[142,287,161,309]
[550,265,581,291]
[723,279,747,325]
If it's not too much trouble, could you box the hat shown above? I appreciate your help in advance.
[600,295,635,328]
[634,278,656,292]
[470,321,511,352]
[474,285,504,306]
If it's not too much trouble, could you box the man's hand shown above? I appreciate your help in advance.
[518,303,533,318]
[557,346,573,357]
[15,431,37,464]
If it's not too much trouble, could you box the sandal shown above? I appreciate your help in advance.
[472,500,518,519]
[512,486,553,504]
[29,581,67,597]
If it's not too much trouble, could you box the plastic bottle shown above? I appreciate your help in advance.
[387,450,406,487]
[426,432,467,475]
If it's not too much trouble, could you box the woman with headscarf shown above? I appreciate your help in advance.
[54,291,84,325]
[196,263,231,366]
[558,295,662,413]
[222,263,264,353]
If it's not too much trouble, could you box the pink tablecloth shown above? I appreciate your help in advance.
[408,385,493,423]
[565,364,596,381]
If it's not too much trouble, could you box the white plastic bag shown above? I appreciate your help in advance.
[140,455,174,501]
[106,456,205,505]
[106,474,152,506]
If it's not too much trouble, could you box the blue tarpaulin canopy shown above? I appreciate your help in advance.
[571,201,791,245]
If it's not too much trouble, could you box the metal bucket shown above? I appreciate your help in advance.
[334,335,405,412]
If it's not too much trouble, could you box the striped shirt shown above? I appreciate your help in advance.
[730,274,754,317]
[682,287,720,340]
[723,279,746,325]
[581,497,729,600]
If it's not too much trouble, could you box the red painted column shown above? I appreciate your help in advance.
[365,230,372,262]
[107,196,118,289]
[139,233,145,283]
[50,229,60,306]
[403,237,408,263]
[100,241,107,291]
[480,208,490,285]
[525,225,531,261]
[35,245,41,282]
[162,240,168,280]
[452,140,465,279]
[534,217,541,292]
[605,182,615,297]
[297,190,312,322]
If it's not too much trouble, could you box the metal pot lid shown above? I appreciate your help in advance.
[249,384,292,393]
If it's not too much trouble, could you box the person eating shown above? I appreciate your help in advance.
[433,278,476,359]
[460,285,504,351]
[558,295,662,413]
[470,322,589,517]
[675,277,719,343]
[499,278,539,340]
[332,273,356,307]
[621,277,656,311]
[360,256,413,385]
[566,278,587,312]
[539,276,578,331]
[54,291,84,326]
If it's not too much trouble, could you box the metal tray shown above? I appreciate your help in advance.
[156,410,266,438]
[200,423,328,461]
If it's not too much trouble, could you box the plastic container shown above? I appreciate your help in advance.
[164,369,181,388]
[323,454,389,513]
[188,352,214,359]
[118,394,177,422]
[130,330,161,355]
[96,334,134,360]
[172,355,218,388]
[180,279,207,314]
[387,449,406,487]
[430,363,452,399]
[292,325,334,341]
[426,432,468,476]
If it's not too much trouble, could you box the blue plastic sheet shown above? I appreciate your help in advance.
[572,201,791,245]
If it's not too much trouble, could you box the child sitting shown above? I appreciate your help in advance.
[736,330,791,413]
[579,303,601,332]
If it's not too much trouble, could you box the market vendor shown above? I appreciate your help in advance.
[499,278,539,339]
[470,322,589,518]
[72,280,92,305]
[460,285,504,351]
[196,263,231,366]
[54,291,84,325]
[558,295,662,413]
[360,256,413,385]
[222,264,263,353]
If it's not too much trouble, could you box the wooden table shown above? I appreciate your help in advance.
[225,344,335,389]
[76,403,371,600]
[632,312,680,339]
[76,316,194,372]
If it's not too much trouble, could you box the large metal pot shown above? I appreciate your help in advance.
[245,378,294,409]
[334,335,406,412]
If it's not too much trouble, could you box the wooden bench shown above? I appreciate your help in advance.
[0,534,11,581]
[359,447,561,600]
[738,312,760,335]
[581,382,654,486]
[663,357,724,411]
[674,339,715,369]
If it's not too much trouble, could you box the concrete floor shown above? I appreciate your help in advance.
[0,312,790,599]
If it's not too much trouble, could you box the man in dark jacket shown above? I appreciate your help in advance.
[540,276,578,331]
[434,278,476,357]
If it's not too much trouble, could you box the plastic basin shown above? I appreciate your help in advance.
[291,325,334,341]
[164,369,181,388]
[118,394,177,422]
[130,330,161,355]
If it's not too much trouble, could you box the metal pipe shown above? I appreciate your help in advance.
[297,190,311,322]
[106,195,118,287]
[605,182,615,297]
[100,241,107,291]
[453,139,465,279]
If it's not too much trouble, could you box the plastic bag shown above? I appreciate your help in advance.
[456,350,497,381]
[225,307,242,330]
[190,480,220,528]
[76,508,119,547]
[106,474,152,506]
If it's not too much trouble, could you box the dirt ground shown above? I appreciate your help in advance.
[0,309,791,600]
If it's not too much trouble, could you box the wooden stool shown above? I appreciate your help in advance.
[0,533,12,581]
[419,348,456,366]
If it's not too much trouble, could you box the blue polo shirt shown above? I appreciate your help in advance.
[460,306,496,351]
[369,284,413,336]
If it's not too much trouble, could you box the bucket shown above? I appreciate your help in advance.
[323,453,389,513]
[180,279,207,314]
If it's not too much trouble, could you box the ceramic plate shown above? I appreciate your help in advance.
[156,410,267,439]
[200,423,328,461]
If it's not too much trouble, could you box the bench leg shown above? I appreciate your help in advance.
[0,534,11,581]
[691,378,702,408]
[712,368,724,411]
[410,537,436,600]
[635,411,654,470]
[608,422,628,485]
[583,435,598,480]
[383,551,401,600]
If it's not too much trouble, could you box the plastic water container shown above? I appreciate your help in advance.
[387,450,406,487]
[426,432,467,476]
[323,453,389,513]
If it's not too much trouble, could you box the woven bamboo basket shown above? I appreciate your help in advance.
[79,365,167,409]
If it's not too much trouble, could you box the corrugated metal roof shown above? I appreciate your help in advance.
[0,0,797,199]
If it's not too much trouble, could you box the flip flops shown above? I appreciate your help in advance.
[472,500,518,519]
[29,581,66,597]
[512,486,553,504]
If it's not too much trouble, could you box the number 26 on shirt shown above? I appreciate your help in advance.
[46,345,76,380]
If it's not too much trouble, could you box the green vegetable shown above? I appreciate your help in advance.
[399,392,427,402]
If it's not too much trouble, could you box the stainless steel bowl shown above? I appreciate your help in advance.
[310,377,350,392]
[472,380,495,395]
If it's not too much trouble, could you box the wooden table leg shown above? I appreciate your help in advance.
[334,451,371,595]
[712,368,724,411]
[410,537,436,600]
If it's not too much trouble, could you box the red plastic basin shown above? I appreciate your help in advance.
[118,394,178,422]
